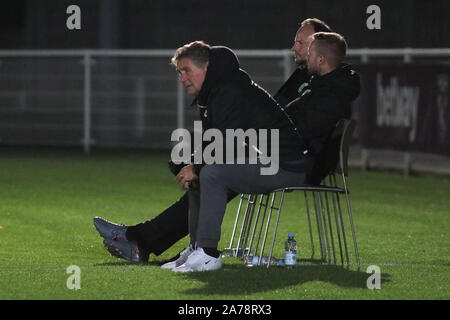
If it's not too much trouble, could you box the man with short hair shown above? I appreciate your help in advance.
[93,18,341,265]
[275,18,332,107]
[307,32,347,75]
[167,42,316,271]
[286,31,359,160]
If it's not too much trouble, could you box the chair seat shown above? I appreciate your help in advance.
[273,185,348,194]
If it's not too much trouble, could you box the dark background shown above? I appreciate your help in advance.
[1,0,449,50]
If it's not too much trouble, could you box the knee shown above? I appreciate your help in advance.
[199,164,223,184]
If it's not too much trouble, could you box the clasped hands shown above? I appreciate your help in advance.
[175,164,198,190]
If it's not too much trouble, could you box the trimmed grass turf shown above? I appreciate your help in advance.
[0,148,449,299]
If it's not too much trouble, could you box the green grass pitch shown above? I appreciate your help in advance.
[0,148,449,299]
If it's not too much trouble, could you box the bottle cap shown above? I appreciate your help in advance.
[288,233,294,238]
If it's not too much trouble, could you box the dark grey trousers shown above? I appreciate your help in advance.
[188,159,313,249]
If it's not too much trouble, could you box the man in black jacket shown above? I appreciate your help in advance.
[172,43,306,186]
[93,18,337,264]
[168,43,316,271]
[275,18,332,107]
[290,32,361,184]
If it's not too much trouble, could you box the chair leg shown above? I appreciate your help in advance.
[331,174,350,266]
[236,194,257,258]
[304,191,315,259]
[342,174,361,269]
[313,192,326,261]
[250,194,269,260]
[246,194,268,260]
[258,193,276,266]
[234,194,252,257]
[330,184,345,265]
[225,193,247,256]
[324,192,337,264]
[336,194,351,266]
[318,193,332,263]
[267,190,285,268]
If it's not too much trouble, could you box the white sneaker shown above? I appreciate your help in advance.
[172,248,222,272]
[161,245,195,270]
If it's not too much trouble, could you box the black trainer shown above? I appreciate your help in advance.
[93,216,128,241]
[93,217,148,263]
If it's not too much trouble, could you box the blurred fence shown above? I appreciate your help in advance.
[0,49,299,152]
[0,48,449,173]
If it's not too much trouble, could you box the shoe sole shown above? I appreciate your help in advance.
[160,261,177,270]
[173,263,222,272]
[93,219,126,259]
[93,218,122,259]
[103,239,125,259]
[94,219,147,263]
[160,251,193,270]
[102,239,143,263]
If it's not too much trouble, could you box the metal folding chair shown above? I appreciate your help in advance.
[223,119,360,269]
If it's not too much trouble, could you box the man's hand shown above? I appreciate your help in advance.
[175,164,198,190]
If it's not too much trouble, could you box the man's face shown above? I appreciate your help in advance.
[306,40,321,75]
[176,57,208,96]
[291,24,315,65]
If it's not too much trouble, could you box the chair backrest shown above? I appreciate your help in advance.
[305,119,357,184]
[335,119,357,176]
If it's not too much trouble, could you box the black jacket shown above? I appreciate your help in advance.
[273,64,309,107]
[192,46,307,175]
[285,64,360,156]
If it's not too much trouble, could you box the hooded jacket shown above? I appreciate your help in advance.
[285,63,360,156]
[192,46,307,175]
[273,64,310,108]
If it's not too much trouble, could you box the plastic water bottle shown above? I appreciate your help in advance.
[244,255,254,266]
[284,233,297,266]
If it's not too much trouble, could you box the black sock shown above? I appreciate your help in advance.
[125,227,152,257]
[125,226,138,241]
[203,247,220,258]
